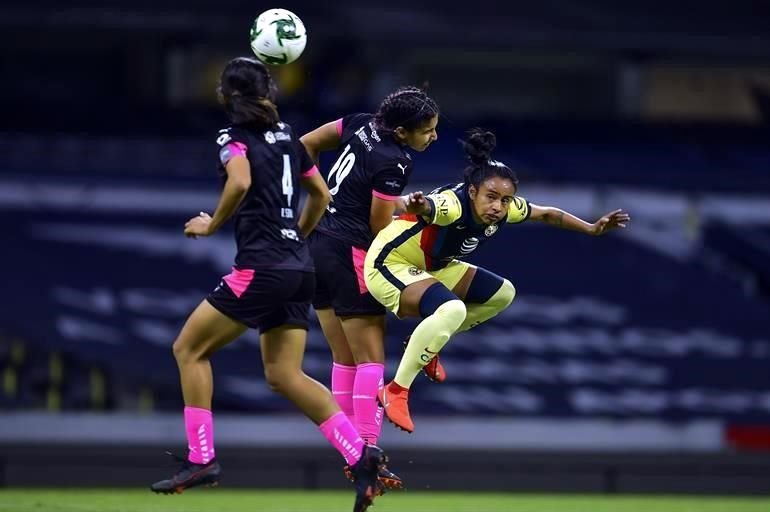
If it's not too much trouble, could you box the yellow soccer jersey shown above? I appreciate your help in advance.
[374,182,530,271]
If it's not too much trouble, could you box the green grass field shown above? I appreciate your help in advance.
[1,489,769,512]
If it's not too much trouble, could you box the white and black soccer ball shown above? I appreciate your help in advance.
[249,8,307,65]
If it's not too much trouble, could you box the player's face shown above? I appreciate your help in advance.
[396,115,439,152]
[469,177,516,225]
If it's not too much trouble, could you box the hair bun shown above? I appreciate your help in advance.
[461,128,496,165]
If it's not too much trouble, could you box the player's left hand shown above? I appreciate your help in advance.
[184,212,213,238]
[591,209,630,235]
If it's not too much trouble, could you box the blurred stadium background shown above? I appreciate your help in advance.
[2,0,770,506]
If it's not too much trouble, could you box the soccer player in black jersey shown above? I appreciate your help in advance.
[300,87,439,486]
[150,57,388,512]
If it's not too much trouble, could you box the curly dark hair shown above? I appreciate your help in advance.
[374,86,439,133]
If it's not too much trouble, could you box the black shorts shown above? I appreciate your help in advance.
[206,267,314,333]
[308,231,386,317]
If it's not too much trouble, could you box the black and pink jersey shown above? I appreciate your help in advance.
[215,121,317,271]
[315,113,413,248]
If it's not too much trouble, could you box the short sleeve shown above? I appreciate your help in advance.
[339,113,373,140]
[372,164,408,200]
[297,141,318,178]
[426,189,463,226]
[507,196,531,224]
[216,127,249,166]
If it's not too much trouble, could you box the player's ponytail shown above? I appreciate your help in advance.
[375,86,439,134]
[219,57,280,129]
[461,128,518,189]
[462,128,496,165]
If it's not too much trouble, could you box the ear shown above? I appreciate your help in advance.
[468,185,477,199]
[393,126,407,141]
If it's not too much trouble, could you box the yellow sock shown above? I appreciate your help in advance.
[457,279,515,333]
[394,300,466,388]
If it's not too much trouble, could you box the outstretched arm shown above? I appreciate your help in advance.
[529,203,630,236]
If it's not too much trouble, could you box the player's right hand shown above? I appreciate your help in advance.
[184,211,213,239]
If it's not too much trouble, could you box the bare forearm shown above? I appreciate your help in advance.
[298,194,327,237]
[208,180,248,233]
[538,207,594,234]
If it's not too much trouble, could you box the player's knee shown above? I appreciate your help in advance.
[263,366,285,395]
[495,279,516,309]
[172,337,193,363]
[263,365,300,396]
[172,336,212,363]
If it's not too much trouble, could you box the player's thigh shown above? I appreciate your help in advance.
[365,251,433,317]
[398,261,473,318]
[435,261,476,300]
[174,299,248,359]
[398,278,441,318]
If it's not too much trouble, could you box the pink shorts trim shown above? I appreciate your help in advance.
[372,190,399,201]
[222,267,255,298]
[351,247,368,294]
[302,165,319,178]
[335,118,343,137]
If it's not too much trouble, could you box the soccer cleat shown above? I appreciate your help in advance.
[343,459,404,493]
[150,451,222,494]
[349,445,388,512]
[378,381,414,433]
[404,335,446,383]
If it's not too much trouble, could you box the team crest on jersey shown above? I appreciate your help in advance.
[408,267,424,276]
[484,224,499,237]
[264,131,276,144]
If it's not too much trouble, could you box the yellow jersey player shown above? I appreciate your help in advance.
[366,128,631,433]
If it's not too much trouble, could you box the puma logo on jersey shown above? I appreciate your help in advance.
[396,163,407,173]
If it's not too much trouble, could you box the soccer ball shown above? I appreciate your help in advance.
[249,9,307,65]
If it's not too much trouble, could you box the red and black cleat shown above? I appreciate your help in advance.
[349,445,388,512]
[343,459,404,494]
